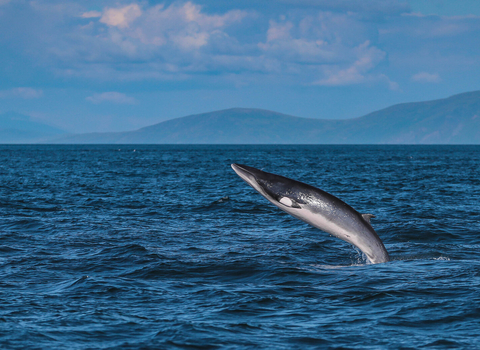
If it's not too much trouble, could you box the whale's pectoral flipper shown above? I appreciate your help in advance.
[231,163,390,264]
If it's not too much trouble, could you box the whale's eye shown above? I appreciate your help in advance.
[279,197,301,208]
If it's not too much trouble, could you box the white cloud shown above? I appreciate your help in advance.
[7,1,396,85]
[0,87,43,99]
[314,41,387,86]
[138,2,247,49]
[100,4,142,28]
[385,77,400,90]
[93,2,247,50]
[35,1,253,81]
[257,13,394,86]
[259,14,363,68]
[411,72,441,83]
[81,11,102,19]
[265,20,293,41]
[86,92,137,104]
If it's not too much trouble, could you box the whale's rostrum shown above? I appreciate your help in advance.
[231,164,390,264]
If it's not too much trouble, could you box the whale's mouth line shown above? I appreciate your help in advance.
[231,163,251,178]
[231,163,256,179]
[231,163,266,196]
[231,163,263,186]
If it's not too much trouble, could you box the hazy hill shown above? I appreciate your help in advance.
[0,112,66,143]
[341,90,480,144]
[52,108,343,144]
[39,90,480,144]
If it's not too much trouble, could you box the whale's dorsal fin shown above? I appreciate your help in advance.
[362,214,376,223]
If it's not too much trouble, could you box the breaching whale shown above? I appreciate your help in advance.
[231,164,390,264]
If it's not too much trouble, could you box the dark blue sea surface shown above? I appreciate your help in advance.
[1,145,479,349]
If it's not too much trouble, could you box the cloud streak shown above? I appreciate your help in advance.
[81,11,101,19]
[278,0,410,15]
[411,72,441,83]
[86,92,137,104]
[0,87,43,99]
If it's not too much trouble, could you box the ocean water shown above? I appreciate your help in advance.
[0,145,479,349]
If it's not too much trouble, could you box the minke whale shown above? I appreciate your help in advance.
[231,164,390,264]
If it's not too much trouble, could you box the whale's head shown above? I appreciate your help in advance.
[231,163,307,210]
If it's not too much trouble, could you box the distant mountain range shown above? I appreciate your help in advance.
[3,90,480,144]
[0,112,65,143]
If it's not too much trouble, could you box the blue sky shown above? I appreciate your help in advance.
[1,0,479,133]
